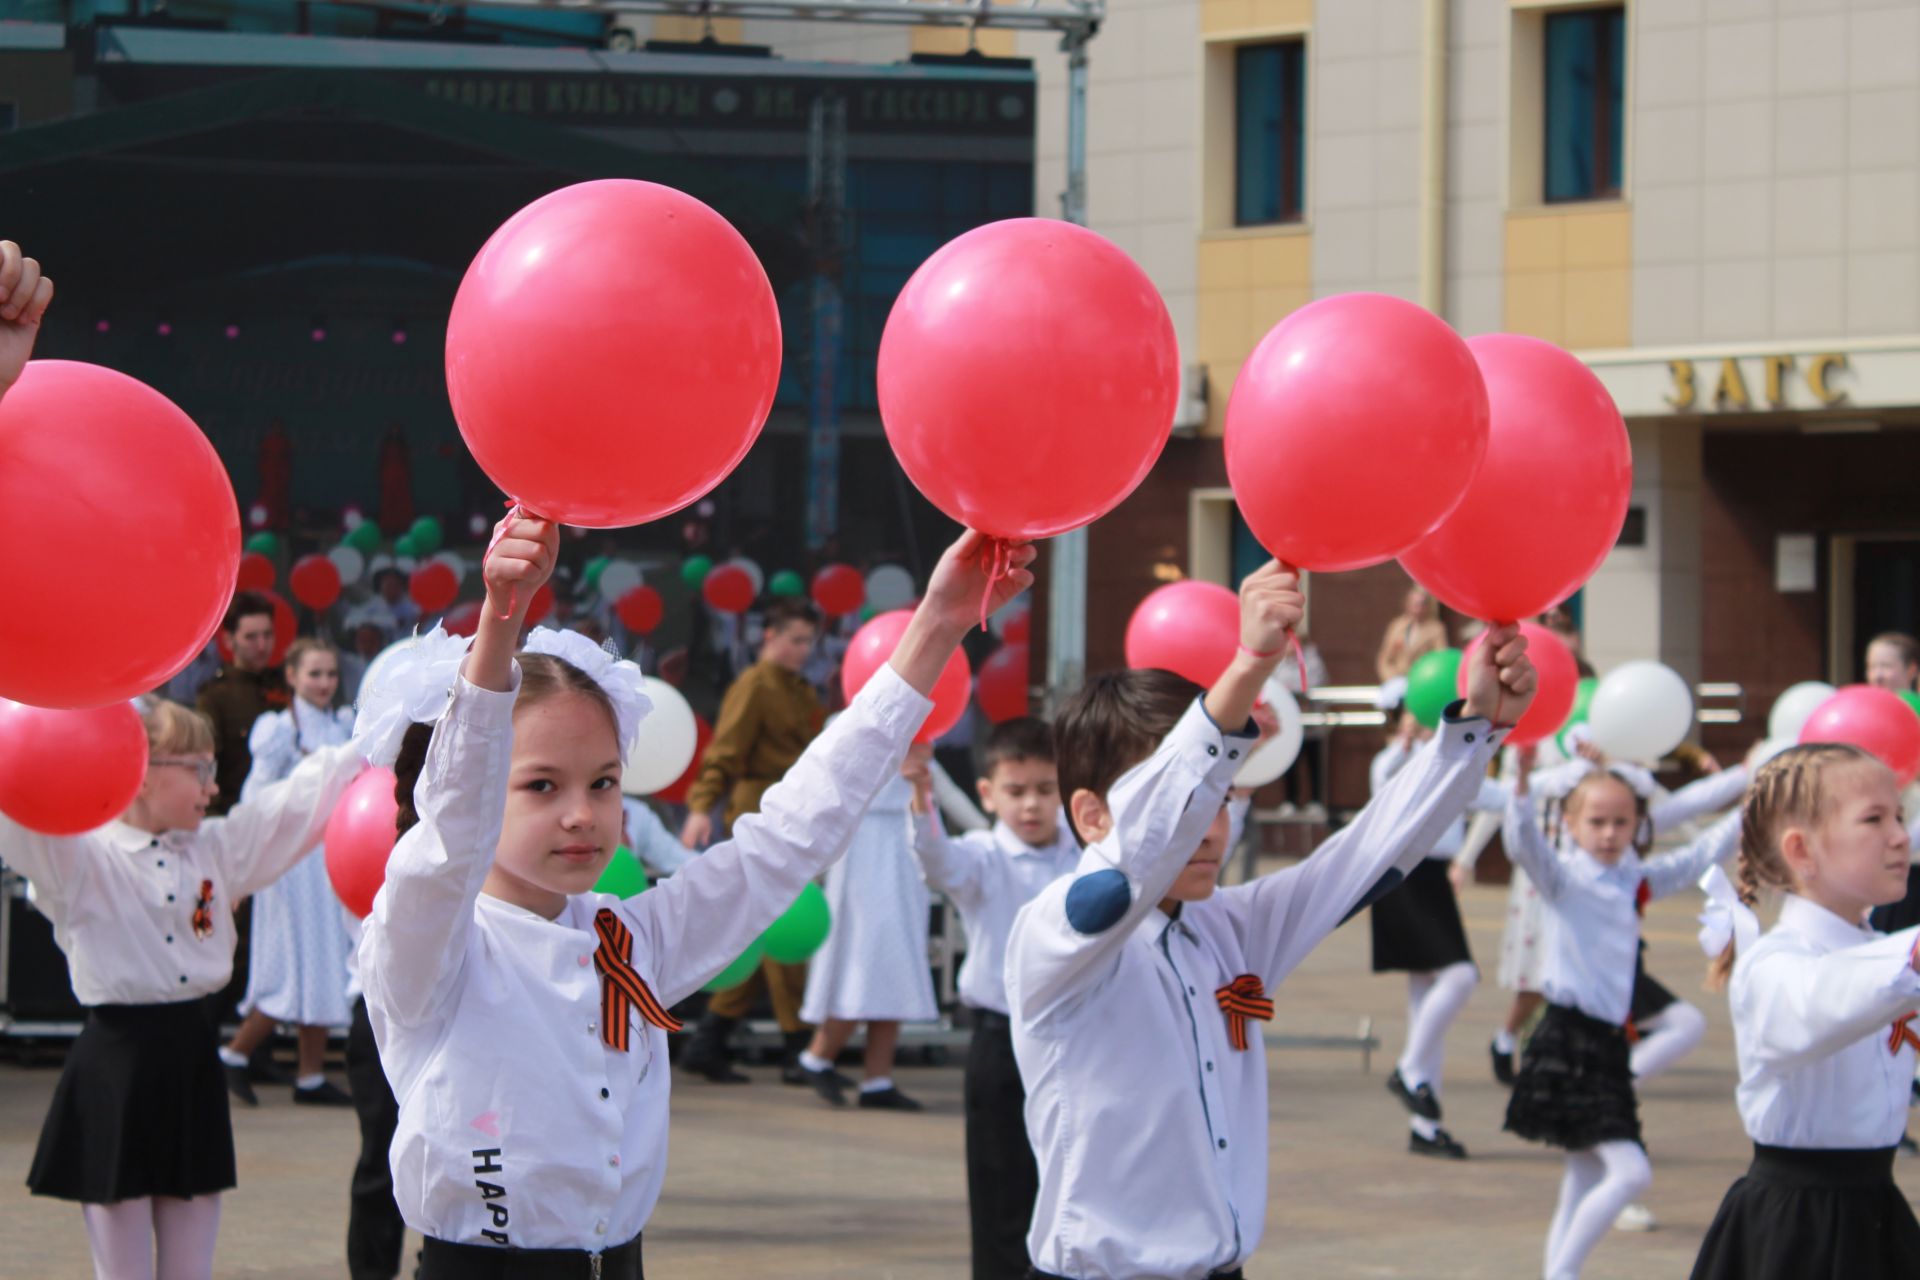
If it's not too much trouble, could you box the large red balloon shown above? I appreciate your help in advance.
[289,554,342,610]
[442,601,483,638]
[215,590,296,668]
[410,562,458,614]
[1226,293,1489,572]
[616,585,664,635]
[0,361,239,708]
[446,180,780,528]
[654,713,712,805]
[526,583,555,627]
[325,766,397,919]
[1457,621,1576,747]
[1800,685,1920,785]
[236,552,276,593]
[0,699,148,834]
[977,643,1030,724]
[811,564,865,617]
[843,610,971,744]
[877,219,1179,540]
[1400,335,1631,622]
[704,565,754,615]
[1000,608,1031,646]
[1124,581,1239,688]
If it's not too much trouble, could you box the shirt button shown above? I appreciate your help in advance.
[166,894,175,903]
[1206,746,1218,757]
[600,1088,610,1099]
[166,935,174,944]
[595,1220,608,1235]
[157,859,166,867]
[1218,1138,1228,1150]
[1188,986,1196,996]
[1206,1061,1214,1072]
[1228,750,1239,760]
[588,1022,597,1035]
[1464,733,1475,744]
[609,1155,620,1167]
[578,955,591,967]
[178,975,188,984]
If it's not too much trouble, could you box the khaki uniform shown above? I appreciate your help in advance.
[195,665,291,817]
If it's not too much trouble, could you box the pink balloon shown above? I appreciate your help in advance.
[977,643,1030,724]
[877,219,1179,540]
[811,564,864,617]
[1226,293,1489,572]
[703,565,754,615]
[289,554,342,610]
[1799,685,1920,785]
[409,562,458,614]
[236,552,276,593]
[1400,335,1631,622]
[442,601,483,638]
[0,699,148,835]
[446,180,781,528]
[842,610,970,744]
[1457,622,1576,747]
[1124,581,1239,688]
[325,766,398,919]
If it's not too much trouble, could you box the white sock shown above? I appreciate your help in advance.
[1492,1029,1516,1054]
[860,1077,894,1094]
[216,1047,247,1069]
[1630,1000,1707,1083]
[1400,962,1477,1090]
[1546,1142,1651,1279]
[84,1197,156,1280]
[797,1051,831,1074]
[294,1074,326,1091]
[1410,1115,1439,1141]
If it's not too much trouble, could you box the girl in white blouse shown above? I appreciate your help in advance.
[1690,742,1920,1280]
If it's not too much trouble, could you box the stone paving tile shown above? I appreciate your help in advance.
[2,886,1914,1277]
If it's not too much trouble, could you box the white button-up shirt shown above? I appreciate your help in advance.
[0,744,364,1006]
[1732,895,1920,1149]
[912,813,1080,1016]
[1504,793,1741,1026]
[1008,701,1501,1279]
[361,664,929,1252]
[1370,741,1508,859]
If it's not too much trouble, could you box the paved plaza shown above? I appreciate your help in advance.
[3,883,1915,1278]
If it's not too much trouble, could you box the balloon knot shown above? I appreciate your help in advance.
[485,497,523,621]
[979,537,1014,634]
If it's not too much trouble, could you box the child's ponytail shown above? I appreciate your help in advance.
[392,722,434,840]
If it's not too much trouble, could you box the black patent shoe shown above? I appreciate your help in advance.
[1387,1068,1442,1121]
[1409,1127,1468,1160]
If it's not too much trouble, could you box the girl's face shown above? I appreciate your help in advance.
[1791,762,1911,923]
[1567,776,1640,866]
[485,692,624,919]
[129,753,218,835]
[1865,641,1918,693]
[291,650,339,710]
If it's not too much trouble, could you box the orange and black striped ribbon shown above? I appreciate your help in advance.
[593,908,683,1051]
[190,879,216,940]
[1216,974,1275,1052]
[1890,1013,1920,1056]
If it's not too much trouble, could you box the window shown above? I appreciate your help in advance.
[1230,506,1268,588]
[1543,6,1624,202]
[1234,41,1306,226]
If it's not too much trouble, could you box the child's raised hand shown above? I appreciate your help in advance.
[902,742,934,814]
[1249,699,1281,747]
[920,531,1036,637]
[1239,561,1304,659]
[0,242,53,396]
[1462,623,1537,727]
[483,513,559,619]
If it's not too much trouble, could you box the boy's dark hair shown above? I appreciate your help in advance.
[982,716,1055,773]
[1870,631,1920,669]
[224,590,275,634]
[1054,669,1203,842]
[763,597,819,633]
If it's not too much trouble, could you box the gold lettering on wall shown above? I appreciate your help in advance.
[1663,352,1851,412]
[1713,358,1751,409]
[1807,353,1850,406]
[1665,359,1696,410]
[1763,354,1795,407]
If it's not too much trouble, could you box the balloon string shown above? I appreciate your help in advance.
[1491,618,1514,728]
[1286,629,1308,699]
[979,537,1012,634]
[485,498,523,621]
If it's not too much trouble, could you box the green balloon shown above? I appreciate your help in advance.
[244,531,282,558]
[394,533,419,559]
[768,570,804,598]
[408,516,444,556]
[582,555,611,593]
[858,604,877,623]
[593,845,649,898]
[680,555,714,591]
[760,882,831,963]
[1902,691,1920,721]
[1405,649,1462,729]
[344,521,383,553]
[1556,677,1601,756]
[702,938,766,993]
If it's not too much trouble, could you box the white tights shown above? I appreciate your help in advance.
[1543,1142,1650,1279]
[82,1195,222,1280]
[1629,999,1706,1084]
[1398,961,1477,1130]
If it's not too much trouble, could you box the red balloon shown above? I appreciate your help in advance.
[0,361,240,708]
[877,219,1179,540]
[215,590,296,668]
[1800,685,1920,785]
[443,601,484,638]
[236,552,276,593]
[1457,622,1576,747]
[703,565,754,615]
[1400,335,1631,622]
[410,562,458,614]
[843,610,971,744]
[1124,581,1239,688]
[811,564,865,617]
[977,643,1030,724]
[446,180,780,528]
[0,699,148,834]
[288,554,342,610]
[616,585,664,635]
[526,583,555,627]
[1000,608,1031,646]
[655,713,713,805]
[325,766,398,919]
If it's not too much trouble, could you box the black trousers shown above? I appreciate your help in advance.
[347,996,407,1280]
[965,1013,1040,1280]
[419,1235,642,1279]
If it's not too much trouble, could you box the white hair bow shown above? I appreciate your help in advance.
[520,627,652,759]
[351,626,475,768]
[1697,865,1761,959]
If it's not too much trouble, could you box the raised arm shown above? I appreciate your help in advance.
[1737,928,1920,1075]
[1641,809,1743,900]
[207,741,368,899]
[238,710,299,804]
[0,811,94,922]
[910,810,997,910]
[0,240,52,400]
[1503,792,1576,900]
[1651,764,1749,834]
[623,798,691,878]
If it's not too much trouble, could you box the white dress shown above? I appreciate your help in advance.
[799,774,938,1023]
[239,700,357,1026]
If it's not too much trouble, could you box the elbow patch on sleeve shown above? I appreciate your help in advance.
[1065,869,1133,935]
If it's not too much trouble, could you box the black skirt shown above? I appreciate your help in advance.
[1369,858,1473,973]
[1503,1002,1641,1151]
[27,1000,236,1203]
[1689,1145,1920,1280]
[1627,949,1678,1024]
[1869,864,1920,934]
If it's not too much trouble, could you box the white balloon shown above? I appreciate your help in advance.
[367,553,395,578]
[865,564,915,612]
[599,560,643,601]
[432,551,466,585]
[1587,661,1695,762]
[342,507,366,530]
[327,545,366,586]
[623,677,698,797]
[395,556,418,574]
[728,557,764,597]
[1769,680,1836,742]
[468,512,490,538]
[1235,677,1304,788]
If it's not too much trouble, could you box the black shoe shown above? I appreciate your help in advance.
[1409,1127,1468,1160]
[224,1063,258,1108]
[798,1063,847,1107]
[1387,1068,1441,1121]
[248,1043,292,1085]
[686,1058,752,1084]
[292,1079,355,1107]
[1491,1040,1516,1087]
[857,1086,923,1112]
[679,1014,749,1084]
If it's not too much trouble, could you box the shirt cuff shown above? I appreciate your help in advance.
[852,662,937,740]
[1173,695,1260,786]
[447,667,521,731]
[1433,702,1504,759]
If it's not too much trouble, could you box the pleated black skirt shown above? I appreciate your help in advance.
[1369,858,1473,973]
[1504,1002,1641,1151]
[27,1000,236,1203]
[1689,1145,1920,1280]
[1627,951,1678,1025]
